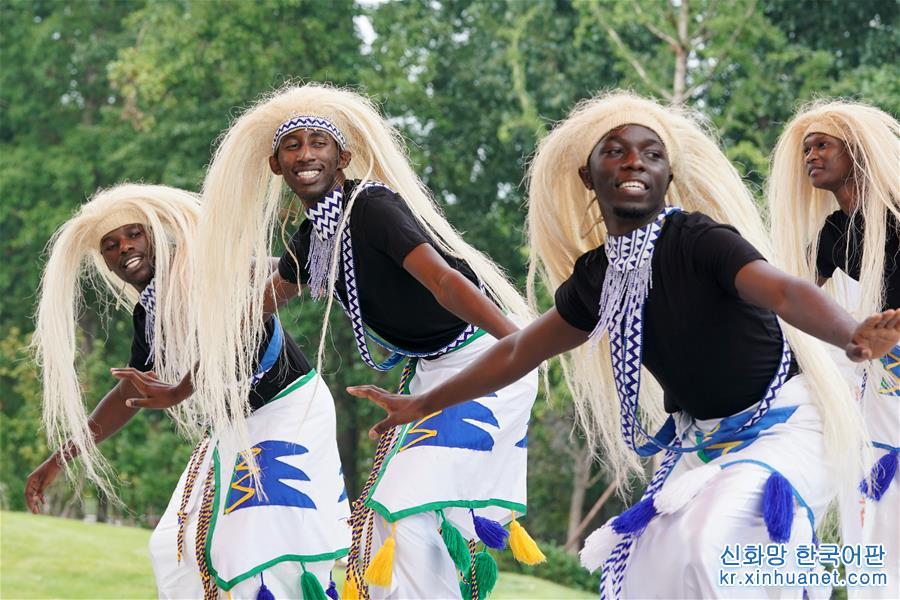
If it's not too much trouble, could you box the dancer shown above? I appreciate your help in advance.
[349,92,898,598]
[26,184,348,599]
[195,83,542,598]
[769,100,900,597]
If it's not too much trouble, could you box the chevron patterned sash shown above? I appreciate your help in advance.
[319,181,479,371]
[305,186,344,299]
[590,207,792,456]
[138,278,157,365]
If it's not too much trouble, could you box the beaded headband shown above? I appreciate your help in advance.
[272,115,347,153]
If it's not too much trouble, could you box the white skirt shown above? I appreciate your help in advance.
[149,371,350,598]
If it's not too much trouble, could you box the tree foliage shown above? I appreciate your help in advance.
[1,0,896,564]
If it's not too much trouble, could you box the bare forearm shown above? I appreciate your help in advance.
[773,278,857,349]
[418,309,588,414]
[434,270,519,339]
[56,380,139,463]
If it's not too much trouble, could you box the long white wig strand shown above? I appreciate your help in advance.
[32,183,202,501]
[768,100,900,319]
[196,82,532,459]
[527,91,869,489]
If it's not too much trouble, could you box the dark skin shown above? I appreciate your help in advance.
[803,132,858,286]
[25,223,178,513]
[349,125,900,438]
[264,128,518,338]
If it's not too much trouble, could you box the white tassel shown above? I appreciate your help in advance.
[654,463,721,515]
[580,522,620,573]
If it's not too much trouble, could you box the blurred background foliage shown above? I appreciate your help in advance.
[1,0,896,580]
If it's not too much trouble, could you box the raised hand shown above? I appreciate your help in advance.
[846,309,900,361]
[110,368,191,409]
[24,456,62,514]
[346,385,427,439]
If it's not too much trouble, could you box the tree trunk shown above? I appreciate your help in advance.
[672,0,689,104]
[564,443,593,554]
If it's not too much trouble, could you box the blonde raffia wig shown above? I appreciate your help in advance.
[32,183,202,500]
[768,100,900,318]
[195,82,533,451]
[527,91,868,488]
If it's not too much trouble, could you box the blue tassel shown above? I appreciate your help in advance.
[859,451,898,501]
[471,510,509,550]
[762,472,794,543]
[257,582,276,600]
[325,577,338,600]
[611,497,658,535]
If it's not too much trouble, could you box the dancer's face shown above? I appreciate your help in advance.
[802,132,854,192]
[579,125,672,234]
[100,223,155,290]
[269,130,351,205]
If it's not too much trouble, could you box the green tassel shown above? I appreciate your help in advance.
[459,580,472,600]
[440,513,471,573]
[473,551,498,596]
[300,569,328,600]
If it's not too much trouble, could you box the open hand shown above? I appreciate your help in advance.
[346,385,427,439]
[846,309,900,362]
[110,368,189,409]
[24,456,61,514]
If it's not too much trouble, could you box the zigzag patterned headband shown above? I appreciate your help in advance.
[272,115,347,153]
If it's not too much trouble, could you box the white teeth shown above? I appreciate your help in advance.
[619,181,647,190]
[296,170,321,179]
[124,257,141,270]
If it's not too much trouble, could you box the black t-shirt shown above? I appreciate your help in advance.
[555,211,791,420]
[128,304,312,411]
[816,209,900,309]
[278,180,479,353]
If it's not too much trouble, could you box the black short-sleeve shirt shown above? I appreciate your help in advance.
[278,180,480,353]
[128,304,312,410]
[555,211,790,420]
[816,209,900,309]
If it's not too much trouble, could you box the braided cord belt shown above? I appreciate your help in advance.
[176,438,210,562]
[195,464,218,599]
[345,359,417,597]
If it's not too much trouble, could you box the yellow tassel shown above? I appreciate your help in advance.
[343,572,361,599]
[364,522,397,587]
[509,513,546,565]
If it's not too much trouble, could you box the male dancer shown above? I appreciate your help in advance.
[769,100,900,597]
[195,83,542,598]
[349,92,898,598]
[28,184,348,599]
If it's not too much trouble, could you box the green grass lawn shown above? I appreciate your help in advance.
[0,511,593,599]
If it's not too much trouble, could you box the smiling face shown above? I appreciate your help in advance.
[100,223,155,291]
[578,124,672,235]
[268,129,352,205]
[802,132,854,193]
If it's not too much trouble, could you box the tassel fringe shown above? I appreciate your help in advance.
[654,464,721,515]
[859,450,898,501]
[473,551,498,596]
[343,572,361,600]
[580,523,620,573]
[256,581,275,600]
[762,471,795,543]
[440,512,472,572]
[300,568,328,600]
[611,497,657,535]
[365,522,397,587]
[471,510,509,550]
[508,514,545,565]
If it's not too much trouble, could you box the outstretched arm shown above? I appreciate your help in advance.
[25,378,141,513]
[403,243,518,339]
[348,308,589,437]
[735,260,900,361]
